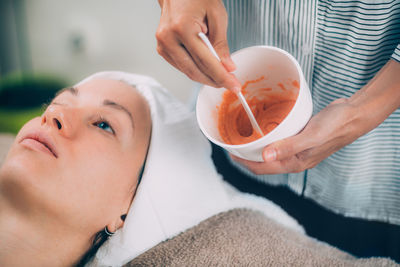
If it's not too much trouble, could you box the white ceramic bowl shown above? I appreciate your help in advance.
[196,46,313,162]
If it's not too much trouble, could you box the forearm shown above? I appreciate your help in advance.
[348,59,400,137]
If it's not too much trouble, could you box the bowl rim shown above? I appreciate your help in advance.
[196,45,307,149]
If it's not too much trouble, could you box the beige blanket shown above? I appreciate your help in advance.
[126,208,398,266]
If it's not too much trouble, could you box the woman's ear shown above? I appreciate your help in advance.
[106,213,127,233]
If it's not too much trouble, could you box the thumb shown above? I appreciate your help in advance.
[214,38,236,72]
[262,133,312,162]
[216,40,236,73]
[206,5,236,72]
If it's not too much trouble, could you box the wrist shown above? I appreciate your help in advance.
[348,59,400,134]
[330,98,367,141]
[343,97,374,139]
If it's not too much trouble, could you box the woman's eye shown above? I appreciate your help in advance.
[94,121,114,134]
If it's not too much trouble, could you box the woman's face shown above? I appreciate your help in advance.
[0,78,151,233]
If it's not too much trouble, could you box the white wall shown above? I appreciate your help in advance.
[24,0,196,103]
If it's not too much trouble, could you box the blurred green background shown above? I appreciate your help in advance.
[0,0,196,136]
[0,73,66,134]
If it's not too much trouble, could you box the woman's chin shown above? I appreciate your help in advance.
[0,148,48,193]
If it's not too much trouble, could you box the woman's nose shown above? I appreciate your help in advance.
[41,105,75,137]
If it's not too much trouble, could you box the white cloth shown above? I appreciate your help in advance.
[78,71,304,267]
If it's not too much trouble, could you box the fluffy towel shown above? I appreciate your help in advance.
[128,209,399,267]
[76,72,303,267]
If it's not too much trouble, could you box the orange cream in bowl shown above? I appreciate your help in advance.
[218,76,300,145]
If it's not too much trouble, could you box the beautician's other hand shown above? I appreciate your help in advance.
[231,99,363,174]
[156,0,242,92]
[232,59,400,175]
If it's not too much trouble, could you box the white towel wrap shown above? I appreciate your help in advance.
[76,71,304,267]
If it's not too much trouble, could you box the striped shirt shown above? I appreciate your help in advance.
[223,0,400,225]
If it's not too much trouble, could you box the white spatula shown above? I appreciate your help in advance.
[198,32,264,137]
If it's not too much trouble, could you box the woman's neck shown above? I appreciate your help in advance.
[0,195,89,266]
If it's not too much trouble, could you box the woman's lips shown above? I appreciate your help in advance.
[19,132,58,158]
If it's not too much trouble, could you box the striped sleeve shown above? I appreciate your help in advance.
[392,44,400,62]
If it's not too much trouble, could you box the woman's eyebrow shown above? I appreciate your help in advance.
[103,100,135,130]
[54,87,78,98]
[51,88,135,130]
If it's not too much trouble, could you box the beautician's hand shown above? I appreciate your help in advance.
[232,59,400,175]
[232,99,363,174]
[156,0,242,91]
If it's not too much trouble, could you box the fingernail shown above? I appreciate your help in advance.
[232,86,241,93]
[263,149,277,162]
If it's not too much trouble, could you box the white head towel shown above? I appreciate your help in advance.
[77,71,303,266]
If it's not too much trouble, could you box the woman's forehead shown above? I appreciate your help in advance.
[77,79,136,98]
[68,79,143,112]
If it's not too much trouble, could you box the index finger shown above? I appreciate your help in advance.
[180,32,241,91]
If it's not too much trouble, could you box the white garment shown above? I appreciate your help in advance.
[77,71,303,267]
